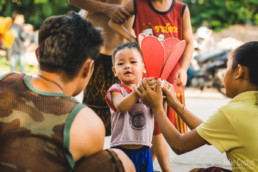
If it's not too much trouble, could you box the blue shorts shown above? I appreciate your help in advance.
[114,146,153,172]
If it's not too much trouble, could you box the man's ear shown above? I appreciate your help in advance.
[234,64,248,80]
[112,67,117,77]
[82,58,94,78]
[35,47,39,61]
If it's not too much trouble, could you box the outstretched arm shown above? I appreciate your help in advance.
[135,79,207,154]
[163,81,203,129]
[111,78,156,113]
[111,90,139,113]
[175,6,194,86]
[108,0,136,42]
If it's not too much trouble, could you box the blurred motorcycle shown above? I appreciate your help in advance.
[187,26,232,95]
[187,50,230,95]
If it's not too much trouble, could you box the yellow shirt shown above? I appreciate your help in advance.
[196,91,258,172]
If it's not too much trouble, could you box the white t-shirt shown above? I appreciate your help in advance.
[106,83,154,148]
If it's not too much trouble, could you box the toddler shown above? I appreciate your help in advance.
[106,43,154,172]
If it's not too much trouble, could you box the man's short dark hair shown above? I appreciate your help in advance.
[38,11,103,79]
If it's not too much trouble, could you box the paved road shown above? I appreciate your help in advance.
[104,88,233,172]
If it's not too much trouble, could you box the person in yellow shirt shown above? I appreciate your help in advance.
[135,41,258,172]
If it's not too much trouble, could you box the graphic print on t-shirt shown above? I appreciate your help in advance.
[129,111,146,131]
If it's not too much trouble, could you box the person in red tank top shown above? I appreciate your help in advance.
[108,0,194,171]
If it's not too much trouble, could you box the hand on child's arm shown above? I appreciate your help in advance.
[107,4,130,24]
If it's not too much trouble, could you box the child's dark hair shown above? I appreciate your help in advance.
[112,42,142,66]
[232,41,258,86]
[38,11,103,79]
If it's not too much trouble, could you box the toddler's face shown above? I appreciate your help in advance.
[112,47,144,85]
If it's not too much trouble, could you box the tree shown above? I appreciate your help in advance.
[1,0,257,31]
[182,0,258,31]
[0,0,78,29]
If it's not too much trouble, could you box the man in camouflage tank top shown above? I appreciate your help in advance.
[0,12,135,172]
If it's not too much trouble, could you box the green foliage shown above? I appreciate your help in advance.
[181,0,258,32]
[0,0,78,30]
[0,0,257,32]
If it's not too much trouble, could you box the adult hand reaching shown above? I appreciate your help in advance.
[134,78,164,111]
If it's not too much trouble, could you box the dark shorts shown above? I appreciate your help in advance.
[114,146,153,172]
[73,149,124,172]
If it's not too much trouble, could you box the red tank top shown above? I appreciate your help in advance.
[133,0,186,41]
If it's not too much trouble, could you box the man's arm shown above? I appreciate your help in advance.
[69,107,105,162]
[108,21,136,42]
[175,6,194,86]
[70,107,136,172]
[68,0,130,23]
[108,0,136,42]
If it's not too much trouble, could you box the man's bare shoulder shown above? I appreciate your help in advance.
[73,106,105,137]
[69,106,105,161]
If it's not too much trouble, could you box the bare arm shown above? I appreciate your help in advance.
[175,6,194,86]
[135,79,207,154]
[108,0,136,42]
[111,90,139,113]
[108,21,136,42]
[68,0,130,23]
[69,107,105,162]
[151,106,207,154]
[163,81,203,129]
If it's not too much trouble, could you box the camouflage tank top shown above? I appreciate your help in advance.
[0,73,85,172]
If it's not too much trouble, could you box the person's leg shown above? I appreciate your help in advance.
[150,145,156,161]
[19,52,26,73]
[6,47,11,61]
[10,53,18,72]
[152,133,172,172]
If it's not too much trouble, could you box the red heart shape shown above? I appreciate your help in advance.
[140,36,164,78]
[140,35,186,80]
[160,40,186,80]
[163,37,181,63]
